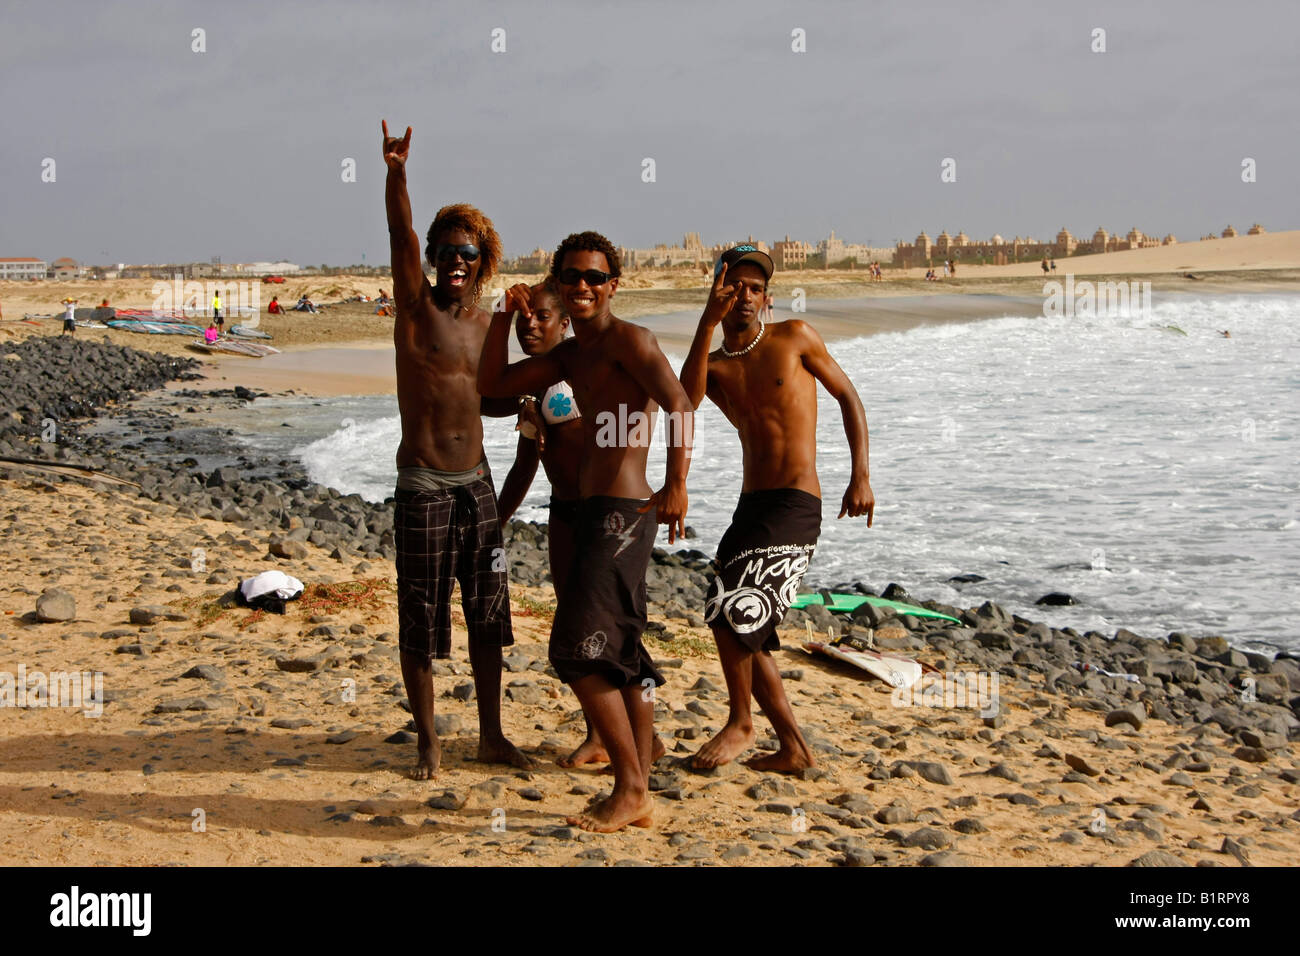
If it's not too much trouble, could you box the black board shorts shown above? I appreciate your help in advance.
[548,496,581,533]
[394,476,513,661]
[704,488,822,652]
[549,496,664,689]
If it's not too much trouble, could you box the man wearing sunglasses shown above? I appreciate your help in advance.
[479,231,693,832]
[680,244,874,774]
[382,119,530,780]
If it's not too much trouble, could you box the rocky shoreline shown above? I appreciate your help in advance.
[3,336,1297,748]
[3,337,1299,868]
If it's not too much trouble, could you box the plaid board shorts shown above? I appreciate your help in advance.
[394,475,513,660]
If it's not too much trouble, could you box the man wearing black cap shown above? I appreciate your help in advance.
[680,244,874,772]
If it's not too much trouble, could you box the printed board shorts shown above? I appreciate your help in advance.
[704,488,822,652]
[549,496,664,689]
[394,474,513,660]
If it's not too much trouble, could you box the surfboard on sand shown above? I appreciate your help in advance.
[790,591,961,624]
[802,635,927,689]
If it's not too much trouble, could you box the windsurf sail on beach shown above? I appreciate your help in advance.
[188,338,280,357]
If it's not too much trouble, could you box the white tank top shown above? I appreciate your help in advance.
[541,381,581,425]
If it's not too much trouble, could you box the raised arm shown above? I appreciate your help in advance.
[382,120,426,309]
[679,262,736,409]
[795,320,874,524]
[477,284,567,398]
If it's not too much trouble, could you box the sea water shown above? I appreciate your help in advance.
[232,293,1300,652]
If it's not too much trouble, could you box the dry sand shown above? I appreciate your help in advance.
[5,233,1297,398]
[2,475,1296,867]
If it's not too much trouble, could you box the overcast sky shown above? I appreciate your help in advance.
[2,0,1297,265]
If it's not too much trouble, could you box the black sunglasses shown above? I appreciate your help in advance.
[435,243,480,263]
[556,268,614,286]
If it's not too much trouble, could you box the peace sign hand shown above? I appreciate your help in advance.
[701,262,738,327]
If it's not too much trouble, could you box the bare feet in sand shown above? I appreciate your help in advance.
[744,742,815,774]
[691,721,755,769]
[559,734,667,769]
[476,735,535,769]
[567,792,654,833]
[411,737,441,780]
[557,737,609,768]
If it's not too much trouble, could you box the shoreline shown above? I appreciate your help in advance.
[0,328,1296,867]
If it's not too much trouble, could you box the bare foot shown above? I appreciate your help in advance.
[560,734,667,769]
[557,736,609,768]
[744,743,815,775]
[410,737,441,780]
[566,792,654,833]
[477,735,535,769]
[691,721,754,769]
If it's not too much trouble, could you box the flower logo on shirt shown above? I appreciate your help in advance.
[547,392,573,419]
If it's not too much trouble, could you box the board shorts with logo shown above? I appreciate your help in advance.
[549,496,664,689]
[394,460,513,661]
[704,488,822,653]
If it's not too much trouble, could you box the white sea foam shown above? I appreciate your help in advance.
[278,293,1298,649]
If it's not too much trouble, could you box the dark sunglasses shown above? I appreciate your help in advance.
[556,268,613,286]
[435,243,480,263]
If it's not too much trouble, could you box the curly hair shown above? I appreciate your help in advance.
[425,203,501,302]
[550,230,622,279]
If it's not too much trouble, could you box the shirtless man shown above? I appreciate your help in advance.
[495,279,665,770]
[382,119,530,779]
[479,231,693,831]
[680,244,874,773]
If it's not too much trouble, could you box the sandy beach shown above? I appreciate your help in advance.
[3,475,1297,867]
[4,230,1298,398]
[1,238,1298,868]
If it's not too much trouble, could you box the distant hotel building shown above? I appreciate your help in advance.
[893,226,1186,268]
[501,223,1264,273]
[0,257,48,280]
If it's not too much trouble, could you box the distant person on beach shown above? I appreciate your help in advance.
[1041,257,1050,275]
[479,230,694,832]
[268,296,282,314]
[943,259,950,278]
[381,118,529,779]
[679,245,874,773]
[212,291,223,331]
[204,321,220,344]
[294,294,318,313]
[1051,259,1057,273]
[378,289,390,305]
[61,298,76,335]
[949,259,956,277]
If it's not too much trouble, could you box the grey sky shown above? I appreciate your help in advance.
[2,0,1296,266]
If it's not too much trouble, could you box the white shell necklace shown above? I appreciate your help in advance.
[720,320,765,358]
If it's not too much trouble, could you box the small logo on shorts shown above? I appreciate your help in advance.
[604,512,625,535]
[576,630,608,660]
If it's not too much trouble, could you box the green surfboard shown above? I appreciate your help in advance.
[790,592,961,625]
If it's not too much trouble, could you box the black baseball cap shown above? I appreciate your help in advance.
[714,243,774,280]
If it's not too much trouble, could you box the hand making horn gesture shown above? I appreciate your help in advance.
[381,120,412,170]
